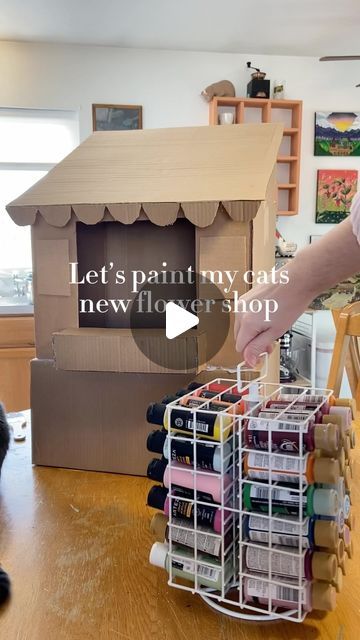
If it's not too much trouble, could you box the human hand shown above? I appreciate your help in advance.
[234,278,311,368]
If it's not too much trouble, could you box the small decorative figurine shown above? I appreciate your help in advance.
[201,80,236,101]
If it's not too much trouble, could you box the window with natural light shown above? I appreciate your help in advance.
[0,108,79,313]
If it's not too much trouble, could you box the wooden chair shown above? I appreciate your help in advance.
[327,301,360,414]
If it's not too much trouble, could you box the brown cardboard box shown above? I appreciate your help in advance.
[31,359,195,475]
[53,328,207,374]
[7,123,282,474]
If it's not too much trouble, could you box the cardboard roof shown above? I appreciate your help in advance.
[6,123,282,228]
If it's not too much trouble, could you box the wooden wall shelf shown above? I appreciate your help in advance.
[209,97,303,216]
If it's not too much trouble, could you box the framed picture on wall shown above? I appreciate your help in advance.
[315,169,358,223]
[314,112,360,156]
[92,104,142,131]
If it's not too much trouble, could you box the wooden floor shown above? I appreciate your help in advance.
[0,422,359,640]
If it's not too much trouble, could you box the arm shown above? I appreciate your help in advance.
[234,217,360,367]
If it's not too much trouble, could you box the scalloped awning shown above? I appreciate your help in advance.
[6,123,282,228]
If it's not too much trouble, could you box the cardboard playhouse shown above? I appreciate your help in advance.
[6,123,282,475]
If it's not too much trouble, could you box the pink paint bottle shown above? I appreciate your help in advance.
[243,575,336,611]
[147,459,232,504]
[147,485,228,533]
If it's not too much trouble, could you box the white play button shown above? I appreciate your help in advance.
[165,301,199,339]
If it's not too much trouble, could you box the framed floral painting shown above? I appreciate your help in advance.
[315,169,358,223]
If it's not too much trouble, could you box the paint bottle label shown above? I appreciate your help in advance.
[247,514,311,548]
[245,451,308,484]
[246,576,305,605]
[172,559,220,583]
[168,439,217,470]
[246,484,307,515]
[171,496,218,527]
[246,546,304,578]
[184,397,227,412]
[278,394,326,404]
[169,525,222,556]
[245,417,311,454]
[168,408,217,437]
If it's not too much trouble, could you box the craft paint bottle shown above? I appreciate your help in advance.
[147,485,227,531]
[332,566,343,593]
[244,417,339,455]
[245,545,337,582]
[161,394,244,414]
[147,459,232,504]
[199,390,244,404]
[335,397,356,420]
[328,406,352,435]
[146,403,232,442]
[343,493,351,522]
[243,483,339,517]
[146,430,232,472]
[339,549,349,575]
[175,388,244,404]
[345,508,355,530]
[341,524,353,558]
[343,435,351,460]
[187,381,248,395]
[243,514,339,551]
[347,455,354,477]
[150,513,231,557]
[243,575,336,611]
[323,482,350,529]
[243,451,340,485]
[319,508,345,534]
[331,538,346,567]
[265,402,324,422]
[149,542,233,590]
[178,395,244,416]
[276,393,334,413]
[321,447,345,474]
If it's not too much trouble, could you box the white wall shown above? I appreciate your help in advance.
[1,40,360,247]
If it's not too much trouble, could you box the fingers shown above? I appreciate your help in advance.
[235,313,259,355]
[243,328,274,368]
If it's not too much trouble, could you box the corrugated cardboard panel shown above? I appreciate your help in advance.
[6,205,37,226]
[252,167,277,276]
[53,328,206,374]
[7,123,283,217]
[206,311,237,369]
[198,235,247,300]
[142,203,179,226]
[181,202,218,227]
[72,204,105,225]
[31,358,195,475]
[36,239,71,296]
[40,205,71,227]
[32,216,79,358]
[107,203,141,224]
[222,200,260,222]
[195,209,251,299]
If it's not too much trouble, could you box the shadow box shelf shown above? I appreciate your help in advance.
[209,97,303,216]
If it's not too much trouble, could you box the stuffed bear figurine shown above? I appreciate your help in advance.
[0,403,10,604]
[201,80,236,101]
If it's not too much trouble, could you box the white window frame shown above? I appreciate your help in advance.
[0,107,79,315]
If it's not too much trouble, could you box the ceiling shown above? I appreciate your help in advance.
[1,0,360,56]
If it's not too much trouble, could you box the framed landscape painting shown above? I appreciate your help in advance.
[314,111,360,156]
[316,169,357,223]
[92,104,142,131]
